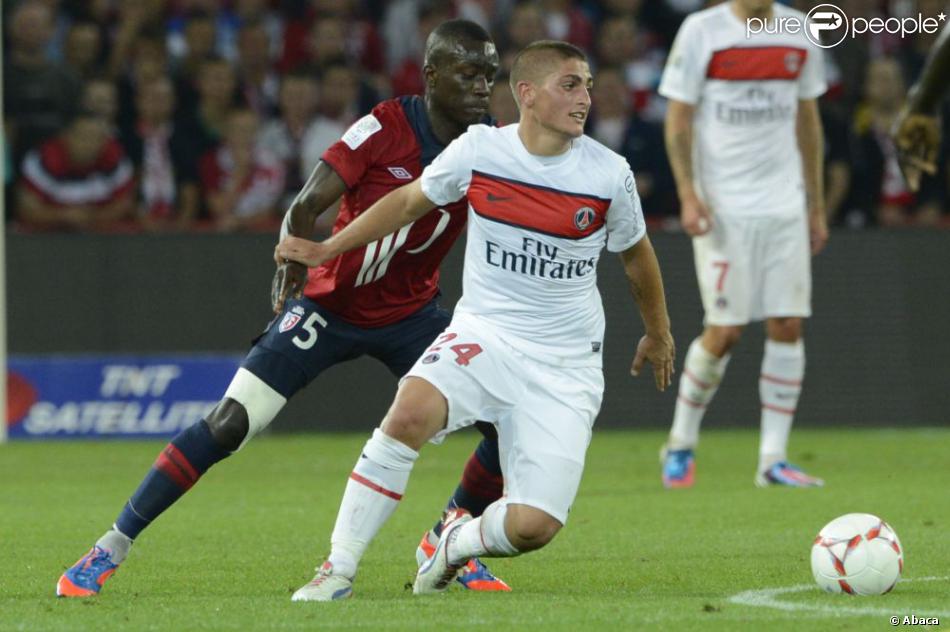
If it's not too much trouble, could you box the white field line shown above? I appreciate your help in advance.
[728,576,950,618]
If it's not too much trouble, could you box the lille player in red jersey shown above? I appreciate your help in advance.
[57,20,509,598]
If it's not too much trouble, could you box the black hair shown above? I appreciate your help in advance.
[424,19,493,67]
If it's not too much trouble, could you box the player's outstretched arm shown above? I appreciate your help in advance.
[893,24,950,192]
[907,24,950,116]
[272,162,347,312]
[796,99,828,255]
[277,179,437,268]
[620,236,675,391]
[665,99,711,236]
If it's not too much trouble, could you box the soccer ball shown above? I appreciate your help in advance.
[810,513,903,595]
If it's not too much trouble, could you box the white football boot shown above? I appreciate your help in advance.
[413,510,472,595]
[291,561,353,601]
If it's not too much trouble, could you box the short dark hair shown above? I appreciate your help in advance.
[282,68,318,84]
[64,106,103,128]
[199,54,232,72]
[238,17,268,38]
[509,40,587,96]
[184,8,214,23]
[67,18,100,34]
[424,19,493,67]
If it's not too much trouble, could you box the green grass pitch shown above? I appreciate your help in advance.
[1,428,948,631]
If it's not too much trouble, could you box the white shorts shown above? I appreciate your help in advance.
[404,314,604,524]
[692,212,812,326]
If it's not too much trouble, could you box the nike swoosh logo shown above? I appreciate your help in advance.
[486,193,513,202]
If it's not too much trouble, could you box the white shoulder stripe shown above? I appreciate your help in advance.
[23,152,134,205]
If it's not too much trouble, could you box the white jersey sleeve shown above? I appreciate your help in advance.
[658,16,707,105]
[798,46,827,99]
[420,126,477,206]
[606,166,647,253]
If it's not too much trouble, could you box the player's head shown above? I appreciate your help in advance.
[733,0,774,17]
[509,40,591,140]
[423,19,500,127]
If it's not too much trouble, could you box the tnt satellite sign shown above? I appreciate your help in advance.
[6,356,242,439]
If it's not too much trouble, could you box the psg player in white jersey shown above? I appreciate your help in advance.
[657,0,828,489]
[278,40,675,600]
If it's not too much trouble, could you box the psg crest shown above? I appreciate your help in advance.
[784,51,802,73]
[279,313,302,333]
[574,206,596,231]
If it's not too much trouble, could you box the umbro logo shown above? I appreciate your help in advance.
[487,193,513,202]
[388,167,413,179]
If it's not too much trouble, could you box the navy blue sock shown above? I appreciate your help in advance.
[433,436,504,536]
[115,420,230,540]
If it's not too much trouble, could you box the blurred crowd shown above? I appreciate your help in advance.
[3,0,949,234]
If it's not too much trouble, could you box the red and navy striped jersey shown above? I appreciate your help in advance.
[304,96,488,327]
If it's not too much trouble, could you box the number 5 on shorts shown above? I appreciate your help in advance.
[292,313,328,350]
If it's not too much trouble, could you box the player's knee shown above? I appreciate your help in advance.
[220,368,287,450]
[380,378,448,449]
[506,505,562,552]
[766,318,802,343]
[704,325,743,354]
[205,399,250,452]
[380,406,439,450]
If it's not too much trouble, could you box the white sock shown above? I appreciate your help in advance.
[450,500,519,564]
[758,339,805,471]
[327,429,418,578]
[668,337,731,449]
[95,526,133,564]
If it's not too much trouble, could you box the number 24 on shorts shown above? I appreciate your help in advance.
[429,332,483,366]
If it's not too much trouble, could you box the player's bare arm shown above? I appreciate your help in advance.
[664,98,711,236]
[796,98,827,255]
[277,179,436,268]
[893,24,950,191]
[271,161,347,313]
[620,236,675,391]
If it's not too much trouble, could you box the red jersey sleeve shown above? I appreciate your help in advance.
[320,100,404,189]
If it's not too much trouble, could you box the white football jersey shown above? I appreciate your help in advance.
[659,2,826,217]
[421,124,646,367]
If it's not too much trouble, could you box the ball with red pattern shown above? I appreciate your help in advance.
[810,513,903,596]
